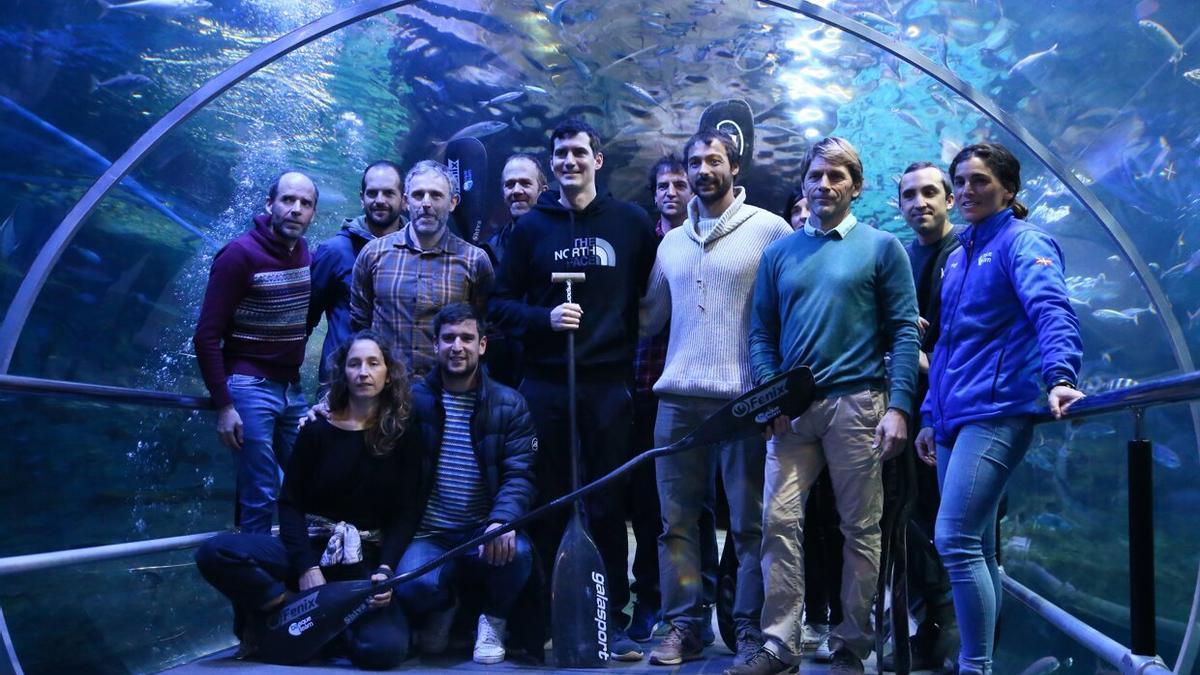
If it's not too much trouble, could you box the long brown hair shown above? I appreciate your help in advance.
[325,331,411,456]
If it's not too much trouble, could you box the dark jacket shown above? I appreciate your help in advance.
[490,190,657,381]
[906,225,963,355]
[411,369,538,525]
[308,217,382,391]
[921,209,1082,445]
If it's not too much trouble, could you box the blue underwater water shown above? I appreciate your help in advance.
[0,0,1198,672]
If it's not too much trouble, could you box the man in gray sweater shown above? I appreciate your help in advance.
[640,129,792,667]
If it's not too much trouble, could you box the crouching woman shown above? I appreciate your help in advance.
[196,331,422,669]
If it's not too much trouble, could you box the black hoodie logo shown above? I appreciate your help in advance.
[553,236,617,268]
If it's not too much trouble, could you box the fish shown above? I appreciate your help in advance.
[70,245,103,265]
[0,94,212,244]
[96,0,211,18]
[1033,512,1072,532]
[566,53,592,80]
[0,211,16,258]
[623,82,666,110]
[548,0,570,26]
[1139,20,1185,65]
[443,121,508,145]
[478,91,524,107]
[89,72,152,93]
[595,45,658,76]
[521,84,549,95]
[890,107,926,132]
[1069,421,1116,439]
[853,11,899,31]
[1091,305,1155,325]
[1017,656,1062,675]
[1153,443,1181,469]
[1185,69,1200,86]
[1008,43,1058,77]
[757,123,804,138]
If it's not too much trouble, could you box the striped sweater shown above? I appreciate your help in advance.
[641,187,792,400]
[194,214,311,409]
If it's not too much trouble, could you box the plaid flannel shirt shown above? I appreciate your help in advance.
[350,224,494,377]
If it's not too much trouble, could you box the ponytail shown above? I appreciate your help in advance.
[1010,199,1028,220]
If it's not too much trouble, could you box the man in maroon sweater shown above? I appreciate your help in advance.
[193,171,318,533]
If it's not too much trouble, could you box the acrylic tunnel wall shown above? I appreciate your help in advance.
[0,0,1197,672]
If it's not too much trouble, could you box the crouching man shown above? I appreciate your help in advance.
[396,302,538,664]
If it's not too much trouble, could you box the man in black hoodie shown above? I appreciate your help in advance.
[491,118,659,660]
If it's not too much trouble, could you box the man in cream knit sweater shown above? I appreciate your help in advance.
[640,129,792,667]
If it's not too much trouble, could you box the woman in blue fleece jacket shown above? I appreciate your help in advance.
[915,143,1085,675]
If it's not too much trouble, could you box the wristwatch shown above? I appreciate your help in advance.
[1049,379,1076,392]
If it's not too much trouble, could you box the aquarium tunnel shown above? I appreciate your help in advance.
[0,0,1198,672]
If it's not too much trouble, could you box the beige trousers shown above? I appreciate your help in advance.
[759,389,886,662]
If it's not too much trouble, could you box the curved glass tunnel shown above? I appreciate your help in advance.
[0,0,1198,672]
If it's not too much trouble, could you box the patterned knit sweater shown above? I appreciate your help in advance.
[641,187,792,400]
[194,214,311,408]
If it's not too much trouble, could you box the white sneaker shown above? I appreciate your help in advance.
[802,622,831,652]
[473,614,507,664]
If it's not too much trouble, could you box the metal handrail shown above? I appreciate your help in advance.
[0,374,212,410]
[1033,370,1200,422]
[0,531,222,578]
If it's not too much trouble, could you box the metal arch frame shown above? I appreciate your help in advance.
[0,0,1194,669]
[0,0,418,374]
[758,3,1199,672]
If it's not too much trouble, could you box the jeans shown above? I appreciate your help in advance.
[394,529,534,619]
[655,394,765,639]
[934,417,1032,675]
[519,377,633,631]
[226,375,307,533]
[760,390,885,663]
[195,533,409,669]
[629,390,662,609]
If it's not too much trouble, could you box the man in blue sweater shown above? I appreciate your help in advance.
[308,161,405,398]
[735,137,920,675]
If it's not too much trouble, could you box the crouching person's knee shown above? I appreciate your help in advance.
[347,603,411,670]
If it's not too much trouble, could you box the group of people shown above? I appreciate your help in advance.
[189,114,1084,675]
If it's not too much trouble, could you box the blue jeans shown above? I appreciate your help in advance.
[395,529,534,619]
[655,395,764,639]
[226,375,307,533]
[934,417,1033,675]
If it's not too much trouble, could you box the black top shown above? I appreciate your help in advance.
[278,416,421,579]
[490,190,657,380]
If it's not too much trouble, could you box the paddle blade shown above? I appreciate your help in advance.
[667,366,816,455]
[255,580,375,665]
[699,98,755,169]
[445,136,488,244]
[551,512,611,668]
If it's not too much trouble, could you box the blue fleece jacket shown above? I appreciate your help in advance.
[921,209,1082,445]
[308,217,381,391]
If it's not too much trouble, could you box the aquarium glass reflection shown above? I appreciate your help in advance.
[0,0,1197,672]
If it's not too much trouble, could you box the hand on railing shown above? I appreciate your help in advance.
[1049,385,1086,420]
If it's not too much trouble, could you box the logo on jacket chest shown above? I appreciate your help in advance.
[554,236,618,268]
[977,251,993,266]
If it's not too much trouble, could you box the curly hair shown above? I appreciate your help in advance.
[325,330,411,457]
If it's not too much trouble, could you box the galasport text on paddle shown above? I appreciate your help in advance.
[254,365,816,665]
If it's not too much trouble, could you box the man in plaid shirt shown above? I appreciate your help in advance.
[350,160,494,378]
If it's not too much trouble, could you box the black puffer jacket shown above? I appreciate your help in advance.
[411,369,538,525]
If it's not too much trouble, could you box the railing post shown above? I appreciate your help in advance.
[1128,408,1156,656]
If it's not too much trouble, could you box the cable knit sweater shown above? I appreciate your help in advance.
[641,187,792,399]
